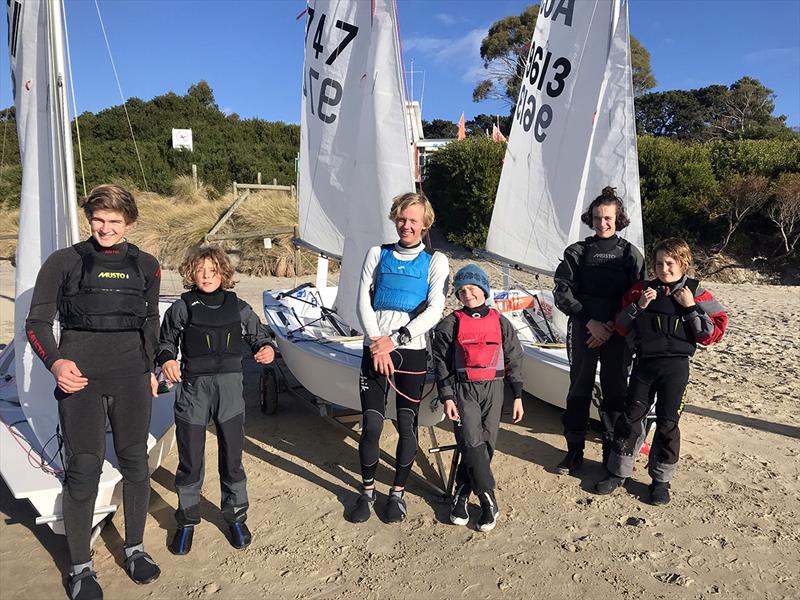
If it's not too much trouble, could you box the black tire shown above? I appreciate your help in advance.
[259,366,279,415]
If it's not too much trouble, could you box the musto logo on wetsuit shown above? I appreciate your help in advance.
[371,246,432,313]
[180,291,243,377]
[454,309,505,381]
[59,242,147,331]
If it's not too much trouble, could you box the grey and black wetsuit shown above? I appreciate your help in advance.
[156,288,272,527]
[553,234,645,451]
[25,238,161,566]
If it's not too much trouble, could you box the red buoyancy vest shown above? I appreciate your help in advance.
[454,308,504,381]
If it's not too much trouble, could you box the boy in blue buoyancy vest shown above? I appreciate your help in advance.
[433,265,524,532]
[157,246,275,554]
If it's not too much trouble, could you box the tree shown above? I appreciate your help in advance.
[424,137,506,247]
[636,86,729,140]
[473,4,655,108]
[422,119,458,139]
[767,173,800,257]
[465,114,511,138]
[712,174,771,253]
[711,77,790,140]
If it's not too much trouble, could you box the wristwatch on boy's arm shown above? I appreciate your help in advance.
[391,326,412,347]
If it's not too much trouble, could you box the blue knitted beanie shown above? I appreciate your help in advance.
[453,264,490,299]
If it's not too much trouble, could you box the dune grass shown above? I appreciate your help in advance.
[1,178,313,277]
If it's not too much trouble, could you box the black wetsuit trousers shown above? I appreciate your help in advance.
[562,317,630,449]
[56,373,152,565]
[358,348,426,488]
[608,357,689,483]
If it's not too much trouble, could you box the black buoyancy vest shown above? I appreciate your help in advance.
[180,290,243,376]
[577,236,632,321]
[635,278,700,358]
[59,241,148,331]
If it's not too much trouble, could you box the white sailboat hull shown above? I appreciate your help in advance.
[263,287,443,427]
[0,300,177,535]
[490,288,601,421]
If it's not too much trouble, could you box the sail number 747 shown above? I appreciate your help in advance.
[304,8,359,125]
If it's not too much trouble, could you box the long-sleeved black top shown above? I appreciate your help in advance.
[155,288,273,367]
[25,238,161,379]
[432,304,524,402]
[553,234,645,323]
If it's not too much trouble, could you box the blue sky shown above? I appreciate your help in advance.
[1,0,798,126]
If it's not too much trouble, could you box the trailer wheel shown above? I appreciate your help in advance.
[260,366,279,415]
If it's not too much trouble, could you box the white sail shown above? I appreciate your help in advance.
[486,0,643,275]
[8,0,79,455]
[297,0,415,330]
[579,0,643,252]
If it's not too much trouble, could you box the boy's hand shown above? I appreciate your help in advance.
[673,287,695,308]
[512,398,524,423]
[444,399,460,421]
[372,352,395,377]
[637,287,657,310]
[586,319,613,348]
[254,345,275,364]
[50,359,88,394]
[369,336,395,357]
[162,359,182,384]
[150,373,159,398]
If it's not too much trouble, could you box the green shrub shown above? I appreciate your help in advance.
[637,136,718,245]
[424,137,505,248]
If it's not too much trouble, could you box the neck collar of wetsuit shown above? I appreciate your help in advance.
[193,287,225,307]
[654,274,688,293]
[590,234,619,251]
[459,304,490,318]
[87,236,128,256]
[394,240,425,256]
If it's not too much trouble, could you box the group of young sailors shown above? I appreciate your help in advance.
[24,185,726,600]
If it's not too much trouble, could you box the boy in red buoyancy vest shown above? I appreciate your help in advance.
[433,265,524,532]
[596,238,727,505]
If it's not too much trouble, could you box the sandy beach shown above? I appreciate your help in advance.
[1,257,798,599]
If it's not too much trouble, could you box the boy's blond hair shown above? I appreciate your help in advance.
[388,192,435,230]
[81,184,139,224]
[652,238,693,275]
[179,245,236,290]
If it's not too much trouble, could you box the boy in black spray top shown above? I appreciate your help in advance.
[433,265,524,532]
[157,246,274,554]
[596,238,727,505]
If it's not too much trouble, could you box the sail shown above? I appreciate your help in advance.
[486,0,643,275]
[297,0,415,330]
[579,0,643,252]
[8,0,79,454]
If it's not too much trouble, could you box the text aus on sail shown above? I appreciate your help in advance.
[514,1,577,142]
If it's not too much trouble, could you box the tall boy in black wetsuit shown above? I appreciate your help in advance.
[157,246,274,555]
[26,185,161,600]
[553,187,645,475]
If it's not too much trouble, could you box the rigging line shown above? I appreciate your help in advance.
[0,107,9,187]
[93,0,149,192]
[62,1,87,197]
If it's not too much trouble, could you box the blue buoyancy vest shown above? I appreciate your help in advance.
[371,245,432,313]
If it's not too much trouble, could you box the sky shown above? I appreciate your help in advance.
[1,0,798,127]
